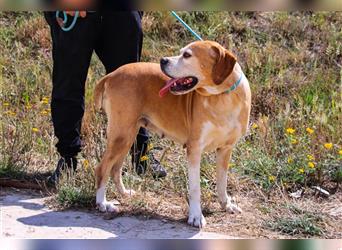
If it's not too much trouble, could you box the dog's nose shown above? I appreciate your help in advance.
[160,58,169,66]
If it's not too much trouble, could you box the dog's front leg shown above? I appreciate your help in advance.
[216,146,242,213]
[186,145,206,228]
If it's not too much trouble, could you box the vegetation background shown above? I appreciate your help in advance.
[0,11,341,238]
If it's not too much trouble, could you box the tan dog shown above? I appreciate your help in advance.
[93,41,251,228]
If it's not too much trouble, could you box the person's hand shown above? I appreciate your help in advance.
[58,0,93,11]
[66,11,87,18]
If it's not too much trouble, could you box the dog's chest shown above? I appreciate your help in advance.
[198,102,242,151]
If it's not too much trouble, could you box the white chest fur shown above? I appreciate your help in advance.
[199,110,242,152]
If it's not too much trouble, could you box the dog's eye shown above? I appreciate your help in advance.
[183,52,192,58]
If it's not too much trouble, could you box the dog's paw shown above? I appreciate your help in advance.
[225,203,242,214]
[219,196,242,214]
[97,201,119,213]
[187,213,206,228]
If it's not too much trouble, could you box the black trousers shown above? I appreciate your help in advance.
[44,11,149,158]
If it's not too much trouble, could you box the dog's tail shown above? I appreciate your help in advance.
[94,76,107,111]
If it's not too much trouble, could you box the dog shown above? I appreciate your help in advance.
[93,41,251,228]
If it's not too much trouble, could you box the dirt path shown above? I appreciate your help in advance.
[0,189,237,239]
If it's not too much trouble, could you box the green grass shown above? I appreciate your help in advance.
[56,167,96,208]
[57,187,94,208]
[0,11,341,237]
[265,204,325,237]
[266,214,324,236]
[57,184,95,208]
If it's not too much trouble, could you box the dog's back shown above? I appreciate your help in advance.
[94,62,168,112]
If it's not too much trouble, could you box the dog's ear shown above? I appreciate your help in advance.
[211,45,237,85]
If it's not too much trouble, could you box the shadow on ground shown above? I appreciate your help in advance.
[1,190,235,239]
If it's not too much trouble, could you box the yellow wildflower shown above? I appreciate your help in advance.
[308,162,315,168]
[228,163,235,168]
[32,128,39,133]
[140,155,149,161]
[291,138,298,145]
[83,159,89,170]
[40,110,49,115]
[307,154,315,161]
[252,123,258,129]
[286,128,295,134]
[41,97,49,104]
[3,102,9,106]
[324,143,333,150]
[287,157,293,164]
[306,127,314,134]
[25,104,32,110]
[339,149,342,156]
[42,97,49,104]
[4,111,16,116]
[147,143,154,151]
[268,175,276,182]
[298,168,305,174]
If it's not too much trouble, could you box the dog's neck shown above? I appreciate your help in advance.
[196,63,244,96]
[219,63,243,94]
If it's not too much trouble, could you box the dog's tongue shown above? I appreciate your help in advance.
[159,78,178,97]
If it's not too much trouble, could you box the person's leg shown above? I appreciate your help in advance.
[95,11,143,73]
[44,12,100,184]
[94,11,166,178]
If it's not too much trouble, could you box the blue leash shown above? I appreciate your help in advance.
[56,11,79,32]
[170,11,203,41]
[55,11,203,41]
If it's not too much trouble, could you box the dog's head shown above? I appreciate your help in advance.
[159,41,237,97]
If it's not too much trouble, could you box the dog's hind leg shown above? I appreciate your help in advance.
[216,146,242,213]
[95,147,119,213]
[111,154,136,198]
[95,132,133,212]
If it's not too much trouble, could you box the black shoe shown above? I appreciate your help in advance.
[131,141,167,179]
[149,156,167,179]
[47,157,77,187]
[135,154,167,179]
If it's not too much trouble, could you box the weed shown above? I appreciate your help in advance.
[266,214,324,236]
[56,166,96,208]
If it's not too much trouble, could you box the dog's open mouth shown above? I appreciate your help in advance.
[159,76,198,97]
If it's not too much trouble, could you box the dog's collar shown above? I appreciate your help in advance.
[223,72,243,94]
